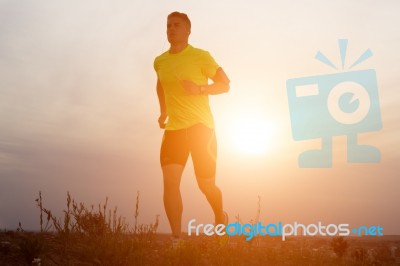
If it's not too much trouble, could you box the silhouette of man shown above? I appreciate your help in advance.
[154,11,230,241]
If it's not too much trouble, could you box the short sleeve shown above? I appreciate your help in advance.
[153,57,159,72]
[201,51,220,78]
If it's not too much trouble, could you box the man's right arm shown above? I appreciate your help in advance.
[157,79,167,129]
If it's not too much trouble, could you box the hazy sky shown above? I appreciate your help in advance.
[1,0,399,235]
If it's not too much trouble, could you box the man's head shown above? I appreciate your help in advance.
[167,11,191,45]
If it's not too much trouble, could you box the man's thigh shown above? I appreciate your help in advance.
[160,128,189,167]
[189,124,217,179]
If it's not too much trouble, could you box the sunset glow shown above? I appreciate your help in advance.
[0,0,399,238]
[229,114,276,155]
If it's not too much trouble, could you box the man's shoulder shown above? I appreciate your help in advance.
[153,51,170,71]
[188,45,211,56]
[154,50,169,62]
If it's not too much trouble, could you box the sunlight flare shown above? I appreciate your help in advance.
[229,114,276,155]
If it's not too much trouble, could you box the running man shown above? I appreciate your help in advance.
[154,11,230,241]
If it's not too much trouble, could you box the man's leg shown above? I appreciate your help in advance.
[160,128,189,238]
[196,177,225,224]
[162,164,185,238]
[191,124,225,224]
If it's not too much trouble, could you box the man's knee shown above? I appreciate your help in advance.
[163,178,181,193]
[197,178,216,194]
[162,164,184,189]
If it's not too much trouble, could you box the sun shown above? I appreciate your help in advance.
[229,114,276,155]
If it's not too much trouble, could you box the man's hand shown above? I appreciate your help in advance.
[182,80,201,95]
[181,68,230,96]
[158,113,167,129]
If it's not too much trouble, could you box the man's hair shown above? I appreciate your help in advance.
[168,11,191,30]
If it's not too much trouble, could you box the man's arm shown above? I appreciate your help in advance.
[182,67,230,95]
[156,79,167,129]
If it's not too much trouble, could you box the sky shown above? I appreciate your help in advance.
[0,0,399,235]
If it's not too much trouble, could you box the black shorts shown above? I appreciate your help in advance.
[160,123,217,179]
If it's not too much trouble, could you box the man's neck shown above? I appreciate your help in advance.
[169,42,188,54]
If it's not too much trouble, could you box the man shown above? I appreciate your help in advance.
[154,11,230,241]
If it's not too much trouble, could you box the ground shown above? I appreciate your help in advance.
[1,231,399,265]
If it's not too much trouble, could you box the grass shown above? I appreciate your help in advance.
[0,192,399,265]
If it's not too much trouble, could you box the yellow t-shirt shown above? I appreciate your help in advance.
[154,45,220,130]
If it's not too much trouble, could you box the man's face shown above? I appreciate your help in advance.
[167,16,190,44]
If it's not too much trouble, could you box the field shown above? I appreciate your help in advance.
[1,192,399,266]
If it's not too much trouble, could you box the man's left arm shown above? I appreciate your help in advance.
[182,67,230,95]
